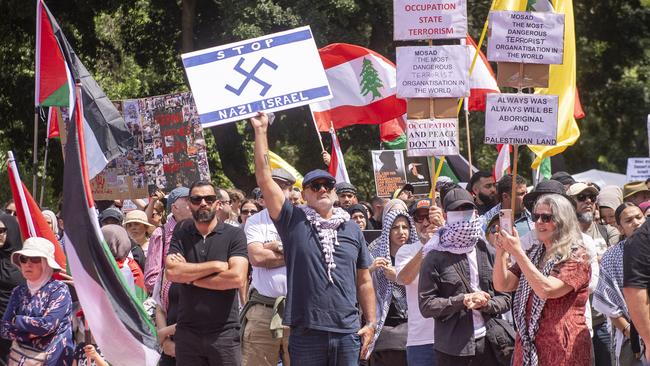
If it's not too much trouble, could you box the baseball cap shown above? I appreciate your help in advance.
[302,169,336,188]
[409,198,432,215]
[392,183,415,199]
[566,183,599,197]
[98,207,123,225]
[167,186,189,212]
[271,168,296,186]
[442,188,476,212]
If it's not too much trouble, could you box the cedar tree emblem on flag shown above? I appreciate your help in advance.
[359,58,384,101]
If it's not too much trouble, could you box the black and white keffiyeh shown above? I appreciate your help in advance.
[423,215,483,254]
[367,209,417,349]
[300,205,350,283]
[513,244,558,366]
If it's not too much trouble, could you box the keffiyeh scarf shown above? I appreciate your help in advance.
[513,244,558,366]
[423,215,483,254]
[300,205,350,283]
[368,210,417,348]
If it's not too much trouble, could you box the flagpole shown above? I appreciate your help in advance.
[8,151,37,236]
[510,145,519,228]
[308,105,326,152]
[39,121,51,207]
[32,109,40,195]
[463,98,473,179]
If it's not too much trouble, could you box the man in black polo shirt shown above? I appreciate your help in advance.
[165,180,249,366]
[251,112,377,365]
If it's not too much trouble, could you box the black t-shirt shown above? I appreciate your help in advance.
[624,220,650,290]
[273,200,372,333]
[167,219,248,333]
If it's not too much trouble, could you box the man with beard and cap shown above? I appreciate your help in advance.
[165,180,249,366]
[394,199,444,365]
[336,182,358,210]
[251,112,376,365]
[240,167,295,366]
[0,214,25,360]
[418,188,512,366]
[482,174,533,239]
[467,171,497,215]
[566,182,619,366]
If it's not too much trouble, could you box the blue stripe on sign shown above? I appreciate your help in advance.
[199,86,330,124]
[184,29,313,68]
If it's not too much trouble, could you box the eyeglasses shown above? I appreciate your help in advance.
[413,214,429,223]
[241,209,258,215]
[19,255,42,264]
[532,213,554,223]
[575,194,597,202]
[189,195,218,205]
[307,181,335,192]
[0,228,6,234]
[5,209,15,216]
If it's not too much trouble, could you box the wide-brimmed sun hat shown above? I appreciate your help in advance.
[11,237,61,271]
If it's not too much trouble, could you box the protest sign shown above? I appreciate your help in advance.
[371,150,434,196]
[647,114,650,157]
[393,0,467,41]
[182,26,332,127]
[487,11,565,65]
[484,93,558,145]
[627,158,650,182]
[396,46,470,98]
[407,118,459,157]
[90,92,211,200]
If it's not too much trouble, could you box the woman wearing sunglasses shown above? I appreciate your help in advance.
[238,199,260,226]
[1,237,73,365]
[493,194,592,366]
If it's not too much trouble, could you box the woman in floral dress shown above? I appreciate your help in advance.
[1,237,73,365]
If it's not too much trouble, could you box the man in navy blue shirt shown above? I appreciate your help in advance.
[251,112,377,365]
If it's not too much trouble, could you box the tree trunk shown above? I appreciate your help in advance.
[181,0,196,53]
[210,125,255,193]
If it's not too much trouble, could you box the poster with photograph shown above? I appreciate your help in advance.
[90,92,211,200]
[371,150,433,197]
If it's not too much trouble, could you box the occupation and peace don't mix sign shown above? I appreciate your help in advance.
[181,26,333,127]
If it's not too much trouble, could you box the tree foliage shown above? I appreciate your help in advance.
[0,0,648,207]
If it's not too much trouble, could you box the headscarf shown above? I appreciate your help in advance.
[0,214,25,312]
[26,260,54,296]
[42,210,59,238]
[347,204,371,230]
[381,199,408,222]
[299,205,350,283]
[367,209,418,351]
[101,224,132,260]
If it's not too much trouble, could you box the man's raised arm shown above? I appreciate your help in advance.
[251,112,285,220]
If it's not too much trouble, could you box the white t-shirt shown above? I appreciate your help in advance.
[395,242,435,347]
[244,209,287,298]
[467,247,487,338]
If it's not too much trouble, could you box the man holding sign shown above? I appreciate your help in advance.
[251,112,377,364]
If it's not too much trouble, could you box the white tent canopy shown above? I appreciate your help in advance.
[571,169,627,188]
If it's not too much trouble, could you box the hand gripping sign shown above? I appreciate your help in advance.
[182,26,332,127]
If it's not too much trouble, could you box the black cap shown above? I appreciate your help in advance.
[98,207,123,225]
[523,179,575,211]
[550,171,576,186]
[442,188,476,211]
[335,182,357,195]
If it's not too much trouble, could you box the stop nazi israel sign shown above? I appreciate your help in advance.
[484,93,558,145]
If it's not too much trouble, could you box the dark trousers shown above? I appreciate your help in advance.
[175,327,241,366]
[289,327,360,366]
[436,336,500,366]
[593,322,613,366]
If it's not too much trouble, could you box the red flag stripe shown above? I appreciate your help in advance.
[35,0,69,106]
[319,43,396,69]
[73,85,95,208]
[312,95,407,132]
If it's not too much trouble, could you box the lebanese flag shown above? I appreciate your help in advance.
[7,152,66,270]
[328,127,350,183]
[47,106,61,139]
[62,85,159,365]
[466,35,499,112]
[35,0,72,107]
[494,144,511,181]
[311,43,406,131]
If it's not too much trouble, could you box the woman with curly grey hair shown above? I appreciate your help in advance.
[493,194,592,366]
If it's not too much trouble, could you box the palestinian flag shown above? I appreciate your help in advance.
[62,85,160,365]
[37,0,133,178]
[7,152,66,270]
[46,107,61,139]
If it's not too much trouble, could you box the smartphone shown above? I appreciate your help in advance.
[499,209,513,235]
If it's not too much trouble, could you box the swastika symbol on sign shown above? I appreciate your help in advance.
[225,57,279,97]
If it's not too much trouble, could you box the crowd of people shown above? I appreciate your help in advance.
[0,112,648,365]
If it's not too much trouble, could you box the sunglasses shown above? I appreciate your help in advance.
[0,227,7,234]
[19,255,42,264]
[189,195,218,205]
[487,225,499,234]
[576,194,597,202]
[413,214,429,223]
[307,181,335,192]
[5,210,15,216]
[241,209,258,215]
[532,213,554,223]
